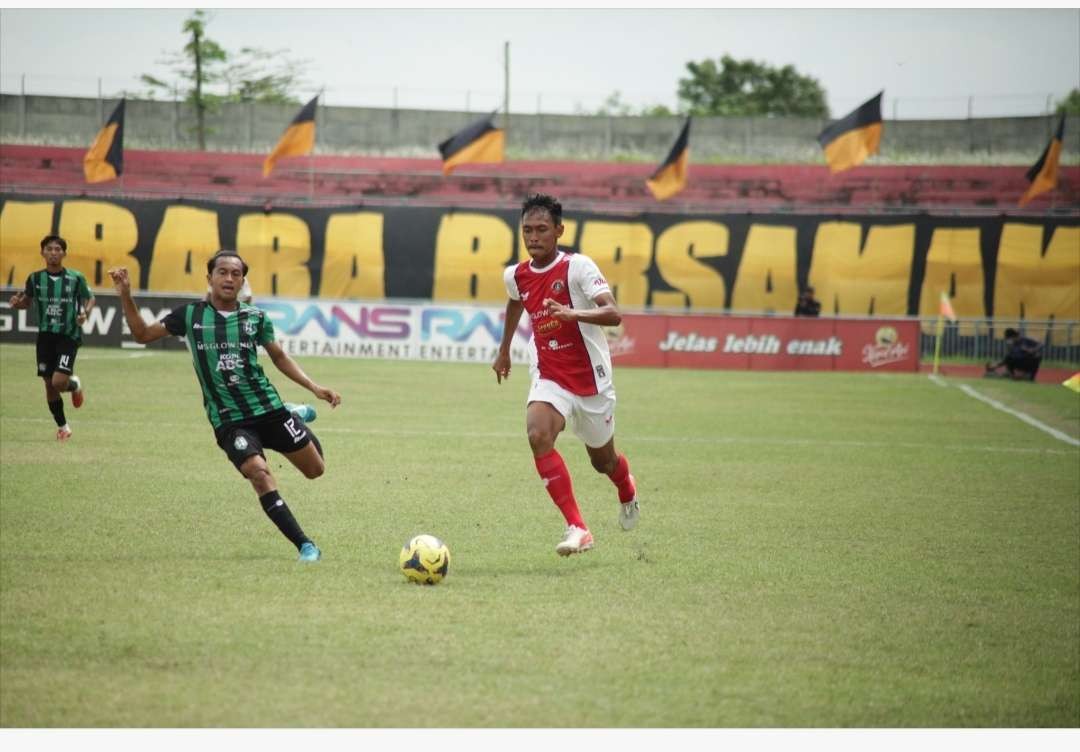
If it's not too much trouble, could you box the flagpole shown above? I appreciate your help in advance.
[928,300,946,373]
[932,312,945,376]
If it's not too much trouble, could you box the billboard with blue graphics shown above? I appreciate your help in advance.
[0,290,534,364]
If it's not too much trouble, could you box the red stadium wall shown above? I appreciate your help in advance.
[2,144,1077,211]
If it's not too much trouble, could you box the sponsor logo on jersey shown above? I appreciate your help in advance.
[216,352,243,371]
[535,319,561,334]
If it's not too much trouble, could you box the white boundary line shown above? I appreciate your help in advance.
[930,374,1080,447]
[955,383,1080,447]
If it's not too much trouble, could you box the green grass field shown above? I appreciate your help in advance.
[1,343,1077,728]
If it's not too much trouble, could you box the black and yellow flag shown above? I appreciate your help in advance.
[263,96,318,177]
[438,113,505,176]
[1019,115,1066,207]
[646,118,691,201]
[817,91,883,174]
[83,99,124,183]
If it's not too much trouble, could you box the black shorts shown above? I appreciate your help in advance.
[1005,354,1041,378]
[214,408,314,473]
[36,332,79,378]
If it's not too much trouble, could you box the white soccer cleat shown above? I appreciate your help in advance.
[618,473,640,531]
[555,525,594,557]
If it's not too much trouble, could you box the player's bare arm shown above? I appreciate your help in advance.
[77,295,96,325]
[493,298,525,383]
[264,341,342,408]
[108,267,171,344]
[8,291,29,309]
[544,291,622,327]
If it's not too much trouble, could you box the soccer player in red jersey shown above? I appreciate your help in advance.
[493,194,640,556]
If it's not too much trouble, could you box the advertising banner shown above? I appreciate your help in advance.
[0,290,534,362]
[2,290,914,372]
[607,314,919,372]
[1,195,1077,343]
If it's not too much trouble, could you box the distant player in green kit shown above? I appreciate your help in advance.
[108,251,341,562]
[8,235,93,441]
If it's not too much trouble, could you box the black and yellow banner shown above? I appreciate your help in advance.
[818,92,883,174]
[438,114,505,175]
[84,99,124,184]
[263,96,318,177]
[646,118,691,201]
[1019,115,1066,206]
[1,194,1077,341]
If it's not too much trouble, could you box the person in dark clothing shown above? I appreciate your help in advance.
[985,328,1043,381]
[794,286,821,317]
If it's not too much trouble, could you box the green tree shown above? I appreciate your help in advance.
[220,47,308,104]
[141,10,308,148]
[1055,88,1080,115]
[594,91,675,117]
[677,54,829,117]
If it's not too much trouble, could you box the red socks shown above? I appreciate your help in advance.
[608,454,637,504]
[534,450,586,529]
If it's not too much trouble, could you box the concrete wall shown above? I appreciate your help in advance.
[1,94,1076,164]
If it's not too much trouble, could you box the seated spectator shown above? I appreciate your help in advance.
[794,286,821,317]
[985,328,1043,381]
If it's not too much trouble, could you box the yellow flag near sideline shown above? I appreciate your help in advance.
[1063,373,1080,394]
[84,99,125,183]
[263,96,318,177]
[939,291,957,322]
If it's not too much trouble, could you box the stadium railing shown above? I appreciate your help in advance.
[916,318,1079,366]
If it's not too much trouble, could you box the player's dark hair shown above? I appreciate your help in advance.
[207,250,249,276]
[1003,328,1019,338]
[521,193,562,225]
[40,235,67,252]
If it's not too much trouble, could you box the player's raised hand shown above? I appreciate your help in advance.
[108,267,130,293]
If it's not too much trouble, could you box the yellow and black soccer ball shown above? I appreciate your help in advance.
[399,534,451,585]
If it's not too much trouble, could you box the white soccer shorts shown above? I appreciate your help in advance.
[526,377,616,448]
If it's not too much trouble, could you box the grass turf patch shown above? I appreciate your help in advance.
[1,344,1077,727]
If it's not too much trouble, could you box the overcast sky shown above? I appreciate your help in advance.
[1,6,1078,119]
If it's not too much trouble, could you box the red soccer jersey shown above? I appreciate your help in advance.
[504,251,613,396]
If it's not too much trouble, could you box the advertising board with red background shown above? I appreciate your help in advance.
[607,314,919,373]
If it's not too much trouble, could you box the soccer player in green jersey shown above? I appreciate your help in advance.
[8,235,93,441]
[108,251,342,562]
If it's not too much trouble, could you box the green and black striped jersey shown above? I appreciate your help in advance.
[23,268,93,342]
[163,300,285,429]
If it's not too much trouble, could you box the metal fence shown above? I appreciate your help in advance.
[918,318,1080,365]
[2,93,1078,165]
